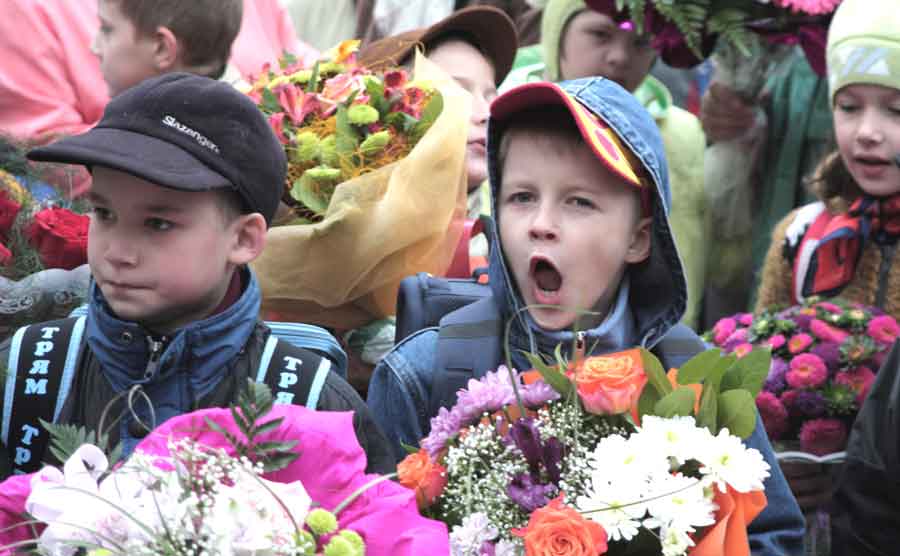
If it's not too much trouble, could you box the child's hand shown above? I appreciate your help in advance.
[700,83,759,143]
[779,460,834,515]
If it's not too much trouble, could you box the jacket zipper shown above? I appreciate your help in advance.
[144,337,166,380]
[876,243,896,310]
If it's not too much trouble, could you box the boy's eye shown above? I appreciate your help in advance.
[835,101,858,113]
[146,218,174,231]
[91,207,113,221]
[633,35,653,49]
[508,191,535,204]
[99,24,112,35]
[569,196,596,210]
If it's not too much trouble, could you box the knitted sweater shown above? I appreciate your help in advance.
[756,202,900,318]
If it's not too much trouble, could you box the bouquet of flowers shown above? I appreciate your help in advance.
[705,299,899,456]
[0,383,449,556]
[247,41,469,329]
[398,347,774,556]
[1,150,91,340]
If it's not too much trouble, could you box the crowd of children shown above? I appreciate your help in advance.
[2,0,899,554]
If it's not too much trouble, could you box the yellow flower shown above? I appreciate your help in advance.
[328,39,361,64]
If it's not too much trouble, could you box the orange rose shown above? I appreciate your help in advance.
[574,349,647,415]
[513,496,608,556]
[397,449,447,510]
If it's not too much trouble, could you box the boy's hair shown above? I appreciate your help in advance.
[111,0,243,72]
[496,104,650,218]
[215,189,248,225]
[808,150,863,212]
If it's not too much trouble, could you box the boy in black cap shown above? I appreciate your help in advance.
[0,73,393,478]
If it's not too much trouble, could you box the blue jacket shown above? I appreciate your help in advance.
[368,77,805,555]
[1,268,394,476]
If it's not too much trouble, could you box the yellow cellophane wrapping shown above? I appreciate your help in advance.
[252,52,470,329]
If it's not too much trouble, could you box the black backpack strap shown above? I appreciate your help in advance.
[652,323,707,369]
[256,335,332,409]
[429,296,503,416]
[394,272,491,344]
[3,317,86,474]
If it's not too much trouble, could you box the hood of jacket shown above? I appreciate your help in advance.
[485,76,686,356]
[85,267,261,403]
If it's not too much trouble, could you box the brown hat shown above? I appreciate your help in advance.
[357,6,518,86]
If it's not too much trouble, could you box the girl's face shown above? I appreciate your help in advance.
[834,84,900,197]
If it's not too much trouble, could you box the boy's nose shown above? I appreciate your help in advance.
[529,206,559,241]
[104,237,138,266]
[856,108,885,145]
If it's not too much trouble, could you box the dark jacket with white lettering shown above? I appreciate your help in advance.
[0,268,394,478]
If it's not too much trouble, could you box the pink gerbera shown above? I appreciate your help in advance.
[835,367,877,405]
[787,333,813,354]
[799,418,848,456]
[776,0,843,15]
[868,315,900,346]
[787,353,828,388]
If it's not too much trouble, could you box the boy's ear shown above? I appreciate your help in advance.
[625,216,652,264]
[151,26,180,72]
[227,213,267,266]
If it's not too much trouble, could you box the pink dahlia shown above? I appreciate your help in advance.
[810,319,850,344]
[868,315,900,346]
[738,313,754,327]
[788,333,813,354]
[816,301,843,314]
[776,0,843,16]
[766,334,787,351]
[835,367,876,406]
[799,418,848,456]
[725,328,749,345]
[756,391,789,440]
[787,353,828,388]
[713,317,737,345]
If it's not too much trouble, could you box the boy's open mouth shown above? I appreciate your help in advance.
[529,256,563,304]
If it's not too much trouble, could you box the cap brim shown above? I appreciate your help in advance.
[491,82,643,188]
[358,6,518,85]
[27,127,232,192]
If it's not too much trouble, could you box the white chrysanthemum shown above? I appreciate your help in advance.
[698,429,771,493]
[576,477,649,542]
[635,416,711,466]
[450,512,499,556]
[644,473,716,531]
[589,434,669,480]
[660,523,696,556]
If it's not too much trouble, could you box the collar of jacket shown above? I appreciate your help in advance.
[85,267,261,400]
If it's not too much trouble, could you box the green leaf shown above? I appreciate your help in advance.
[720,347,770,397]
[523,352,572,396]
[696,383,719,434]
[305,61,321,94]
[410,93,443,143]
[291,174,332,215]
[254,440,300,454]
[364,76,390,117]
[717,389,758,439]
[637,383,661,420]
[260,87,282,114]
[640,348,672,397]
[676,348,723,385]
[335,105,360,159]
[279,51,299,70]
[41,420,94,465]
[654,388,696,418]
[250,417,286,437]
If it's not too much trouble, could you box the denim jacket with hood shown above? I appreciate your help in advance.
[368,77,804,554]
[0,268,394,477]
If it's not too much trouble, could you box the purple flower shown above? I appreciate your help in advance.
[764,357,789,395]
[455,367,518,423]
[508,418,563,483]
[800,418,848,456]
[810,341,841,371]
[521,380,561,408]
[793,313,813,332]
[423,406,463,457]
[507,472,555,513]
[785,390,827,418]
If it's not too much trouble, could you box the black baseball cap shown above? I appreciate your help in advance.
[28,72,286,226]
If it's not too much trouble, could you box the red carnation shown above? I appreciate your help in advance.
[0,189,21,239]
[26,207,89,270]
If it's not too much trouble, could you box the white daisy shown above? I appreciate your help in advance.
[698,429,771,493]
[634,416,711,467]
[644,472,716,531]
[576,476,649,542]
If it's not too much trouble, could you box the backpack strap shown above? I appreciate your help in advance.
[256,335,332,409]
[791,204,833,304]
[652,323,707,370]
[3,316,86,474]
[430,296,503,416]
